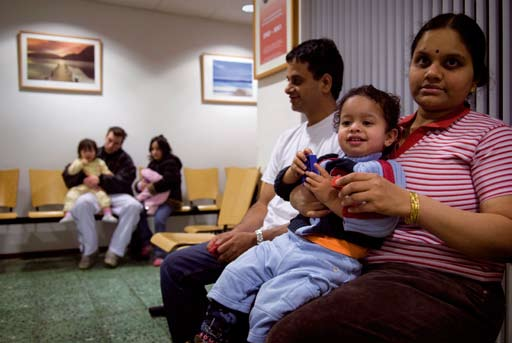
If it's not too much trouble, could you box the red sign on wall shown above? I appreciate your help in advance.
[259,0,288,65]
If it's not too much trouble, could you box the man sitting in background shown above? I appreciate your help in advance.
[62,126,143,269]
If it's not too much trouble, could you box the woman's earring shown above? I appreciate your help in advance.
[470,85,477,94]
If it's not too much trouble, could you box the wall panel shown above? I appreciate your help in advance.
[302,0,510,124]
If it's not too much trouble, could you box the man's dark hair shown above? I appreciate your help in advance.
[286,38,344,99]
[107,126,127,142]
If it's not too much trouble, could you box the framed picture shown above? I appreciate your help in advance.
[200,53,257,105]
[253,0,298,79]
[17,31,102,94]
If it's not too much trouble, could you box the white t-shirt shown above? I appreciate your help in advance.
[261,111,341,230]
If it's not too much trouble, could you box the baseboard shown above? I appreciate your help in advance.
[0,246,109,260]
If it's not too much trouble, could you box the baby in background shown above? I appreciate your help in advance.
[136,168,170,215]
[60,138,117,224]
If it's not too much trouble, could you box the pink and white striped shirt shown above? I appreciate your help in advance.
[367,107,512,282]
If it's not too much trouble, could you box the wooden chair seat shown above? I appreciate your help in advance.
[27,210,65,219]
[183,224,234,234]
[150,232,215,253]
[0,212,17,220]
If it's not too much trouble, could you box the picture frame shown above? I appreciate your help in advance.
[253,0,298,79]
[200,53,257,105]
[17,31,103,94]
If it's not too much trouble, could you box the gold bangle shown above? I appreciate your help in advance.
[404,191,420,225]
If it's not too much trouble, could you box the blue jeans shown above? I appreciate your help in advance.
[160,242,227,343]
[208,232,360,343]
[135,203,173,258]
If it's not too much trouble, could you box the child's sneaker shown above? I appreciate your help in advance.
[102,214,118,223]
[197,302,239,343]
[194,332,218,343]
[59,213,74,223]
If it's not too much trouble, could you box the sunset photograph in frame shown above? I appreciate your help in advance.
[18,31,102,94]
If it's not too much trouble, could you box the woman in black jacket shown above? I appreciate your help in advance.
[135,135,182,266]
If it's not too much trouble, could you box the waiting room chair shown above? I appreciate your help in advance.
[176,167,220,213]
[150,167,260,252]
[184,167,259,233]
[28,169,68,218]
[0,168,19,219]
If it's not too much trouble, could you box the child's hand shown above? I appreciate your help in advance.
[303,164,338,205]
[283,148,313,184]
[80,158,89,165]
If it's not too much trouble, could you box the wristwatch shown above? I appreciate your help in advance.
[255,229,264,245]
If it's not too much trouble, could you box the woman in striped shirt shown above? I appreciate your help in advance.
[267,13,512,343]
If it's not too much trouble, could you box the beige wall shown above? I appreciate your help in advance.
[0,0,260,254]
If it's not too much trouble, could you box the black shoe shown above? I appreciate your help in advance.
[148,305,166,318]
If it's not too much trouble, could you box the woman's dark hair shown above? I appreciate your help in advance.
[286,38,344,100]
[149,135,172,160]
[334,85,400,157]
[77,138,98,158]
[410,13,488,87]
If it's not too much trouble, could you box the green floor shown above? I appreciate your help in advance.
[0,254,171,342]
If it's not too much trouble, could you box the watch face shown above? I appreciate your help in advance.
[256,230,264,244]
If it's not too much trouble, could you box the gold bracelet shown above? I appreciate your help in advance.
[404,191,420,225]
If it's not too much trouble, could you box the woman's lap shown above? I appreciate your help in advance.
[266,262,505,343]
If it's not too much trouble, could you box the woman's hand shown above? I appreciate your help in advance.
[336,172,410,217]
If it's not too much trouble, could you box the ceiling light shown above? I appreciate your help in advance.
[242,4,254,13]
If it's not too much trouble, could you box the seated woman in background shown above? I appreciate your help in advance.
[134,134,182,267]
[267,13,512,343]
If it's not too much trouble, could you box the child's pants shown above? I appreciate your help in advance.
[63,184,111,211]
[207,232,362,343]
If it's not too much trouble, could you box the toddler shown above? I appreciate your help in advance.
[60,138,117,223]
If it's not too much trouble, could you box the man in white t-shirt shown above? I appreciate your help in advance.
[160,38,345,343]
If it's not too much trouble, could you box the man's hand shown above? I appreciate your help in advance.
[207,231,256,263]
[84,175,100,188]
[290,184,330,218]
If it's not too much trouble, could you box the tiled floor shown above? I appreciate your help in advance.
[0,254,170,342]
